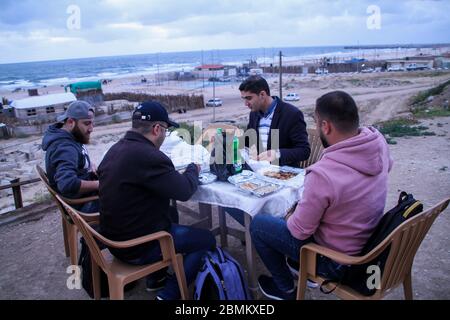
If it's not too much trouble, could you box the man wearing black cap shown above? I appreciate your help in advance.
[98,100,216,300]
[42,100,99,213]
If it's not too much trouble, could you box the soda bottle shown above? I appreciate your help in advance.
[233,136,242,174]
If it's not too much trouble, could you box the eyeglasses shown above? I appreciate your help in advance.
[154,123,171,137]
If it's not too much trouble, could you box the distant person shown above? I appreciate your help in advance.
[98,101,216,300]
[250,91,393,300]
[225,75,310,225]
[42,101,99,213]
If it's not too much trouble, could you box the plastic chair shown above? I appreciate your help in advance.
[299,127,324,168]
[35,164,99,266]
[56,194,189,300]
[296,197,450,300]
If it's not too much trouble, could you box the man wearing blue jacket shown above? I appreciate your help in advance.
[42,100,99,213]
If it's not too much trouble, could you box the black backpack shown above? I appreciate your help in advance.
[321,191,423,296]
[78,237,138,299]
[78,237,109,298]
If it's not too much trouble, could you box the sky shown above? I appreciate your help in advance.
[0,0,449,64]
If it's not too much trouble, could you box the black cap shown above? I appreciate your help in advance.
[132,101,179,128]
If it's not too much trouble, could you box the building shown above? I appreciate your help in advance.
[11,92,77,121]
[386,59,434,71]
[64,81,103,106]
[193,64,225,79]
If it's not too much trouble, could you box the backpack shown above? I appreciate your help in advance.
[78,237,137,299]
[78,237,109,299]
[193,247,252,300]
[321,191,423,296]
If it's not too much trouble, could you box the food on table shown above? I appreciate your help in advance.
[263,170,297,180]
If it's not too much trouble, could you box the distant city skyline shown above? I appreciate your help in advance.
[1,0,450,64]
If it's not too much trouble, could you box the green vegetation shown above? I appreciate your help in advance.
[411,108,450,118]
[411,79,450,105]
[375,118,436,144]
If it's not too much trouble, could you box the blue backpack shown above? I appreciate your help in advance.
[194,247,252,300]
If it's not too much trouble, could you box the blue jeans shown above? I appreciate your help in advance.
[127,224,216,300]
[250,214,345,292]
[79,199,99,213]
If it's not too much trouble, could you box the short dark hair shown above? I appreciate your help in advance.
[239,75,270,96]
[315,91,359,133]
[132,119,157,134]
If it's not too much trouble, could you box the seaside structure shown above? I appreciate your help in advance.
[193,64,237,80]
[10,92,77,121]
[64,81,103,107]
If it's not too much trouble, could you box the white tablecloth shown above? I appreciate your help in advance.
[190,178,304,218]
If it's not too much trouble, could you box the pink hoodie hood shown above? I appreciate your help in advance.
[287,127,393,255]
[321,126,388,176]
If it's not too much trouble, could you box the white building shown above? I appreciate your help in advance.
[11,92,77,121]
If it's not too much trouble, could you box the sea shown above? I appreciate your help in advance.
[0,45,418,91]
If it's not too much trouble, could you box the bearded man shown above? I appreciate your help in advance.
[42,100,99,213]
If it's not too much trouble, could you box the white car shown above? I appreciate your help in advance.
[206,98,223,107]
[387,66,405,72]
[283,93,300,101]
[315,68,329,75]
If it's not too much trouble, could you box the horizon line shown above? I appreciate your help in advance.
[1,42,449,66]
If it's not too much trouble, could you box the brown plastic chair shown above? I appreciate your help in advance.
[56,194,189,300]
[35,164,99,266]
[195,123,242,152]
[299,127,324,168]
[296,197,450,300]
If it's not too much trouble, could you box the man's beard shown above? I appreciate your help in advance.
[319,130,330,148]
[72,124,90,144]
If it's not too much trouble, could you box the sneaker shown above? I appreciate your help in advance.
[286,257,319,289]
[146,275,167,292]
[258,275,296,300]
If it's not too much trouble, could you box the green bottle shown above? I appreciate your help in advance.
[233,136,242,174]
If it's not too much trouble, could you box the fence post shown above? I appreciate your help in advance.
[11,178,23,209]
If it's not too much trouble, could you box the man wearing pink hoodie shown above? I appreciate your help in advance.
[250,91,393,300]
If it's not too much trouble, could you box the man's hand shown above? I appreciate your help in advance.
[258,149,278,162]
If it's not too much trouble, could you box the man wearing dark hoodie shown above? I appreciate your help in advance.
[42,100,99,213]
[250,91,393,300]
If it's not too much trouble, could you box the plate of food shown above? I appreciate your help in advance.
[198,172,217,185]
[227,170,255,185]
[236,178,267,194]
[251,184,282,197]
[256,165,305,187]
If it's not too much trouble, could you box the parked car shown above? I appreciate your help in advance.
[361,67,374,73]
[283,93,300,101]
[206,98,223,107]
[387,66,405,72]
[315,68,329,75]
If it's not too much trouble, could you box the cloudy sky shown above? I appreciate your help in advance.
[1,0,449,64]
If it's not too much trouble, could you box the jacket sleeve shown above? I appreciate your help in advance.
[279,110,310,165]
[287,169,333,240]
[142,161,199,201]
[52,143,82,197]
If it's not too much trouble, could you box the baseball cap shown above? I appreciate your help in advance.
[57,100,94,123]
[132,101,179,128]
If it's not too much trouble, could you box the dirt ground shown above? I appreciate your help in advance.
[1,71,450,300]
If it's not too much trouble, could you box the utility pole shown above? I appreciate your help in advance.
[201,50,205,91]
[279,51,283,100]
[212,50,216,122]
